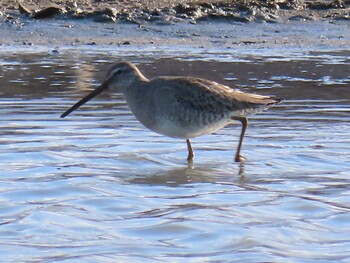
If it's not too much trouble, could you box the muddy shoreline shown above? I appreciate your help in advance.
[0,1,350,48]
[3,1,350,23]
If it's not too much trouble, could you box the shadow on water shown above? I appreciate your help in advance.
[127,162,247,186]
[1,48,350,262]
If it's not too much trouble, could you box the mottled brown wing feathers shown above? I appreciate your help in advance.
[167,77,281,115]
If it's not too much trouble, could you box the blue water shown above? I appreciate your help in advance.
[0,47,350,262]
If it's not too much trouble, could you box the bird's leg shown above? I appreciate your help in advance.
[232,117,248,162]
[186,139,194,161]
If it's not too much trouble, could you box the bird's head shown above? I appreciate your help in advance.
[60,61,147,118]
[103,61,147,91]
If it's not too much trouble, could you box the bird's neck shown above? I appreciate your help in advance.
[122,80,148,106]
[122,81,155,129]
[133,69,149,83]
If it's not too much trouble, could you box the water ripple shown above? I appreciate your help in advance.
[0,50,349,262]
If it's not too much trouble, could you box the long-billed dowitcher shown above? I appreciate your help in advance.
[61,61,281,162]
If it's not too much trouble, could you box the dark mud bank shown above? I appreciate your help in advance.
[3,0,350,24]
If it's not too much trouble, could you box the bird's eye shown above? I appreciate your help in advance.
[115,69,122,75]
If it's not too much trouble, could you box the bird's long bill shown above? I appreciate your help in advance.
[60,83,108,118]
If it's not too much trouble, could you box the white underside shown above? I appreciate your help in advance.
[151,117,233,139]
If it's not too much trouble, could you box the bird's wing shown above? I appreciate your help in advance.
[153,77,279,116]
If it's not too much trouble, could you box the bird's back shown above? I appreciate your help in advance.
[149,76,280,116]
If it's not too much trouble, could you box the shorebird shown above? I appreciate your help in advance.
[61,61,281,162]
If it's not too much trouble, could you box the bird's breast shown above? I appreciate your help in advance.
[150,112,232,139]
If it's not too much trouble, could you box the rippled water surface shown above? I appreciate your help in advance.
[1,47,350,262]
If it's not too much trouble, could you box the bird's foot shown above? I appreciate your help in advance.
[235,154,246,163]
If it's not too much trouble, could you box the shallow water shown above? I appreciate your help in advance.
[1,47,350,262]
